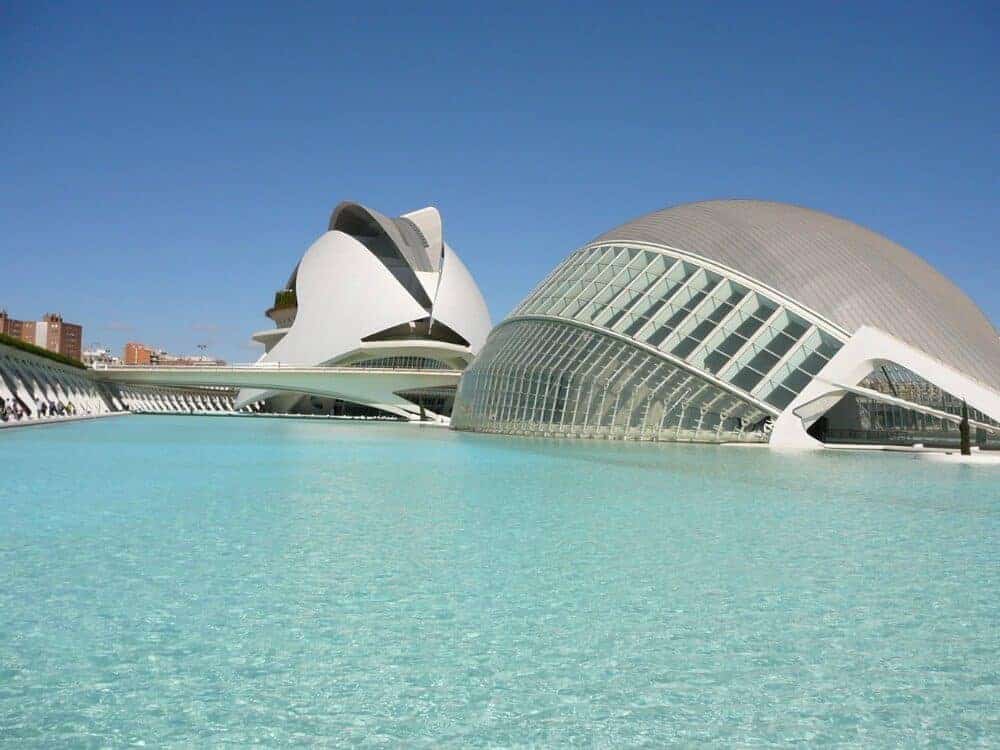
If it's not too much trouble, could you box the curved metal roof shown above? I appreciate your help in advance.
[594,200,1000,390]
[329,201,434,272]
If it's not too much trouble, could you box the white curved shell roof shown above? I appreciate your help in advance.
[237,201,493,409]
[594,200,1000,390]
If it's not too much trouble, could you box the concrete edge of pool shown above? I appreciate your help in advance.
[4,412,998,465]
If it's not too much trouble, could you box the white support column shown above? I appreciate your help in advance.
[0,361,16,403]
[37,370,59,404]
[14,365,45,410]
[66,375,83,409]
[50,373,72,406]
[771,325,1000,450]
[8,365,40,415]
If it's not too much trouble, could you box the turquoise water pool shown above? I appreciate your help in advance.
[1,416,997,746]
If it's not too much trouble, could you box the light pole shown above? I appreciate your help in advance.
[959,400,971,456]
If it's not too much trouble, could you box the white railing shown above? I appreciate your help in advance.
[91,362,462,374]
[93,362,288,370]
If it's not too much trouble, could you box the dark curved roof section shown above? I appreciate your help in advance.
[330,201,433,272]
[329,201,434,310]
[361,317,470,347]
[594,199,1000,390]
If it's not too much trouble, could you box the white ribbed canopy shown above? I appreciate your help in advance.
[594,200,1000,390]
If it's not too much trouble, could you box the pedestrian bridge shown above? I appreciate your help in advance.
[91,363,462,420]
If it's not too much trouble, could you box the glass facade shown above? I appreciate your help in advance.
[453,243,848,443]
[452,319,772,442]
[817,363,1000,449]
[512,244,844,411]
[344,356,452,370]
[397,386,457,418]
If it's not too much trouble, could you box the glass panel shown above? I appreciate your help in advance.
[813,363,1000,448]
[492,242,852,420]
[452,319,772,443]
[765,386,797,410]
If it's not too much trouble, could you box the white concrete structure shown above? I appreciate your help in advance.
[236,201,491,419]
[96,364,460,421]
[770,326,1000,448]
[113,383,236,414]
[452,200,1000,450]
[0,341,117,422]
[0,340,245,425]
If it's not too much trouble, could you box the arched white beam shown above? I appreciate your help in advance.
[0,363,16,403]
[6,365,40,413]
[12,364,46,405]
[34,370,59,403]
[794,381,999,434]
[48,372,73,404]
[771,326,1000,450]
[94,366,461,420]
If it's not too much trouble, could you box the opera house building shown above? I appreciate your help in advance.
[237,201,491,419]
[451,200,1000,450]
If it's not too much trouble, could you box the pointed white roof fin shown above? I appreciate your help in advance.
[400,206,443,271]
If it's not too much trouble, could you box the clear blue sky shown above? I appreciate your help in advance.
[2,1,997,361]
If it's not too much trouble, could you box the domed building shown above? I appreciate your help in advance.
[237,201,491,419]
[451,200,1000,449]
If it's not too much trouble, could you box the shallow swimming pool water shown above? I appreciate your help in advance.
[1,416,997,746]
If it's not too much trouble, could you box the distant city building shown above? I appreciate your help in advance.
[0,310,82,361]
[123,341,224,366]
[124,342,154,365]
[82,347,121,366]
[157,353,226,367]
[38,314,82,362]
[0,310,25,339]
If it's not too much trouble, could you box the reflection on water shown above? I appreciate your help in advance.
[1,416,997,746]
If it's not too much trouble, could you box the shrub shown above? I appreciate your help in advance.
[0,332,87,369]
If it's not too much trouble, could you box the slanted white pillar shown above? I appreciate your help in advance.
[8,365,40,415]
[50,373,72,406]
[15,365,46,413]
[68,376,94,413]
[37,370,59,404]
[0,361,18,404]
[771,326,1000,450]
